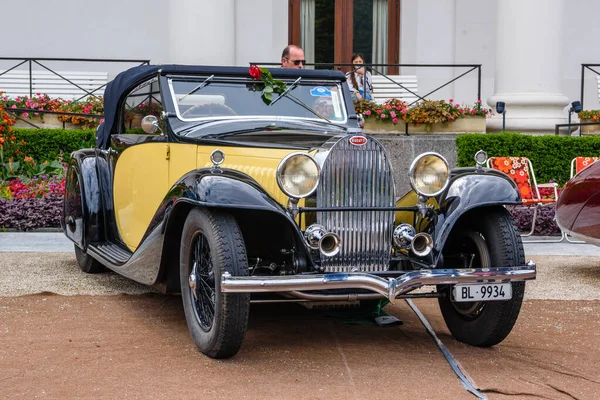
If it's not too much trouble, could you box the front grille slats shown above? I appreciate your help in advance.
[316,136,396,272]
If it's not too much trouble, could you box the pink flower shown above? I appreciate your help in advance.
[376,109,382,114]
[390,111,396,118]
[11,105,16,108]
[381,114,387,119]
[392,117,398,124]
[401,109,407,114]
[396,106,401,110]
[22,112,29,117]
[477,99,482,103]
[386,105,392,110]
[32,103,39,108]
[364,110,371,116]
[471,109,476,114]
[449,98,454,103]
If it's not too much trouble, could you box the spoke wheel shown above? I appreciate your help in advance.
[189,233,215,331]
[438,207,526,347]
[180,209,250,359]
[448,231,490,319]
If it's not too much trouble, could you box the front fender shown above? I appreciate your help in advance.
[432,170,521,258]
[155,169,313,291]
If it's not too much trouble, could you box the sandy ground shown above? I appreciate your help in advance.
[1,253,600,399]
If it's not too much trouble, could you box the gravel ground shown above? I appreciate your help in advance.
[0,252,599,300]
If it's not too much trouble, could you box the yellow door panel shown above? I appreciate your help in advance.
[114,143,169,251]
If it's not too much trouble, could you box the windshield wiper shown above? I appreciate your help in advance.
[178,74,214,102]
[269,77,301,107]
[269,77,331,123]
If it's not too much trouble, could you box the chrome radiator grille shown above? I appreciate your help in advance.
[316,136,396,272]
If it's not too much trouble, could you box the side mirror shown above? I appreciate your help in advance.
[141,115,162,135]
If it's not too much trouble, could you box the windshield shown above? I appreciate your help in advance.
[167,76,348,131]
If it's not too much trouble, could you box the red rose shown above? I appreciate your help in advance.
[249,65,262,80]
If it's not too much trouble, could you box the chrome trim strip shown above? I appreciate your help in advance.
[222,261,536,304]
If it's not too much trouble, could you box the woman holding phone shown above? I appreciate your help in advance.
[345,52,373,101]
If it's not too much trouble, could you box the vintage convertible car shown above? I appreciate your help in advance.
[556,160,600,245]
[62,64,536,359]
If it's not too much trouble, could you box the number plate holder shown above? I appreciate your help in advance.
[452,283,512,302]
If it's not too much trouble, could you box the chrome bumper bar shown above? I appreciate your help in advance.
[221,261,536,304]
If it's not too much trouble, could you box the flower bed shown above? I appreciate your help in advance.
[358,98,492,134]
[0,101,66,230]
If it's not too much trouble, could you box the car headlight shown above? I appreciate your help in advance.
[276,153,320,199]
[409,152,450,197]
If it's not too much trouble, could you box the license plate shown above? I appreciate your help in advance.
[452,283,512,302]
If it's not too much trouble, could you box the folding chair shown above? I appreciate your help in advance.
[487,156,564,242]
[570,156,600,178]
[563,157,600,243]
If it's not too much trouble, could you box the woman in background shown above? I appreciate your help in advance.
[346,52,373,101]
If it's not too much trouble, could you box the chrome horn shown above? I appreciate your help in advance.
[393,223,433,257]
[305,224,327,249]
[319,233,341,257]
[305,224,341,257]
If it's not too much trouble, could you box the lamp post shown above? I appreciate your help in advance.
[568,100,582,136]
[496,101,506,131]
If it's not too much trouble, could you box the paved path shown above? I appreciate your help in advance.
[1,232,600,256]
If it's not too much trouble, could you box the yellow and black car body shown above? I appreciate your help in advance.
[62,65,536,359]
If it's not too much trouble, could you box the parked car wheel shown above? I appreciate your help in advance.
[180,208,250,359]
[74,244,106,273]
[437,208,526,347]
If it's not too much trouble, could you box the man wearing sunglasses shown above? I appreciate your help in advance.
[281,45,306,69]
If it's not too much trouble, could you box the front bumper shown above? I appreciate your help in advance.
[221,261,536,304]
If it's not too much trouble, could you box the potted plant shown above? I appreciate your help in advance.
[359,98,490,134]
[577,109,600,135]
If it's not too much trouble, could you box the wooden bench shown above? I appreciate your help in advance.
[370,74,419,105]
[0,70,108,99]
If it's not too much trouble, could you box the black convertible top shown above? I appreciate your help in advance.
[97,64,347,147]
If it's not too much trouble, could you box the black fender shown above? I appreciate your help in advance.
[154,168,312,292]
[431,168,521,263]
[63,150,110,249]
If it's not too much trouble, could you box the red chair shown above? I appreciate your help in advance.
[487,156,562,239]
[570,156,600,178]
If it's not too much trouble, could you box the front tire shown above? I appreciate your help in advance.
[438,207,526,347]
[180,209,250,359]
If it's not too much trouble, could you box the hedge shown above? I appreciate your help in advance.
[4,128,96,164]
[456,133,600,185]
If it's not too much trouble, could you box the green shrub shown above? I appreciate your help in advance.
[5,128,96,164]
[456,133,600,185]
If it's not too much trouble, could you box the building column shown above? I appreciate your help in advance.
[168,0,235,65]
[487,0,569,132]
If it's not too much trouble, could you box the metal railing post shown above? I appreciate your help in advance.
[28,59,33,97]
[581,64,585,110]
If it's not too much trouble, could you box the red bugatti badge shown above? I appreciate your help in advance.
[349,136,367,146]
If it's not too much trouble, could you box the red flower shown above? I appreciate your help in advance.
[249,65,262,81]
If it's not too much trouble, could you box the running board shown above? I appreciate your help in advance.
[88,242,131,265]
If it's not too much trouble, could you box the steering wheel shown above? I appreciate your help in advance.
[182,103,237,118]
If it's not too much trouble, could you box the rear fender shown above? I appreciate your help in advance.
[63,150,108,249]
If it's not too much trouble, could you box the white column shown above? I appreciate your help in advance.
[168,0,235,65]
[487,0,569,132]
